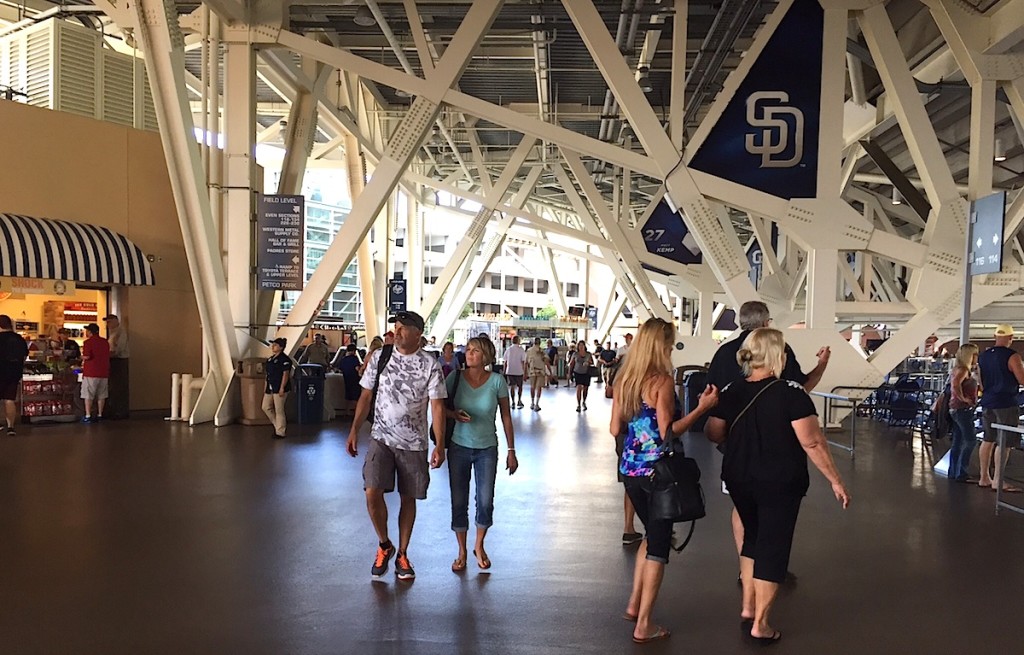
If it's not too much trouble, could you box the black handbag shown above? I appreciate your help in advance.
[430,369,461,447]
[648,439,705,552]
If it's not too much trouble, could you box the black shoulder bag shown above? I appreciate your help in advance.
[430,369,462,447]
[649,440,705,552]
[367,345,394,424]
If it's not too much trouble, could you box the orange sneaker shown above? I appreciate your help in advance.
[395,552,415,580]
[371,544,395,579]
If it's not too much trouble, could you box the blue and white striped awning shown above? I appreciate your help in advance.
[0,213,156,286]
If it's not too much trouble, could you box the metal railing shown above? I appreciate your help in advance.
[812,388,869,459]
[991,423,1024,517]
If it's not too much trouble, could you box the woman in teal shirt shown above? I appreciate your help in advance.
[446,336,518,572]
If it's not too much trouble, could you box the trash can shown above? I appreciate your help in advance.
[296,364,325,424]
[683,369,710,432]
[238,358,271,426]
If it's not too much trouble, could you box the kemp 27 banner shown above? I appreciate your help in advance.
[689,0,823,199]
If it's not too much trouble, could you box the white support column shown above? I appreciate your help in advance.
[278,0,506,350]
[696,291,713,337]
[345,134,381,341]
[223,37,257,356]
[131,0,239,422]
[406,196,423,307]
[597,284,626,344]
[817,4,847,198]
[968,79,996,200]
[806,249,839,329]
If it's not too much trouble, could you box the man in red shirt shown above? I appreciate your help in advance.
[81,323,110,423]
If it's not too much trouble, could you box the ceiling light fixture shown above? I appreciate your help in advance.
[995,138,1007,162]
[892,187,903,205]
[354,4,376,26]
[637,66,653,93]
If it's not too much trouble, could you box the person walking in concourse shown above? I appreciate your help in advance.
[610,317,719,645]
[263,338,292,439]
[503,335,527,408]
[704,328,850,645]
[977,325,1024,492]
[947,344,980,483]
[0,315,29,436]
[569,341,595,412]
[346,311,447,581]
[80,323,110,423]
[446,336,518,572]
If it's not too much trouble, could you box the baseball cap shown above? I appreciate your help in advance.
[103,314,118,321]
[85,323,101,334]
[391,311,425,332]
[271,337,287,348]
[994,324,1015,337]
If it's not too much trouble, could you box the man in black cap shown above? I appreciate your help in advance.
[0,315,29,435]
[347,310,448,582]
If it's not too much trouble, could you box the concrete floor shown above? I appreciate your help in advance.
[1,384,1022,655]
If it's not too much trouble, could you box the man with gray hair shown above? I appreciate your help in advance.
[706,300,831,582]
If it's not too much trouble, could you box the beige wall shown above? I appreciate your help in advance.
[0,101,202,411]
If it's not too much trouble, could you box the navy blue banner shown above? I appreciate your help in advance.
[641,201,703,265]
[587,306,598,330]
[388,278,408,313]
[746,225,780,289]
[689,0,823,199]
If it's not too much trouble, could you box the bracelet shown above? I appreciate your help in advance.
[508,448,516,451]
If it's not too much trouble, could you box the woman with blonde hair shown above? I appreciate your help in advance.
[947,343,980,482]
[446,336,518,572]
[705,328,850,645]
[358,336,384,377]
[610,317,719,644]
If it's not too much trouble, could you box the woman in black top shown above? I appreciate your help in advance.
[705,328,850,645]
[263,337,292,439]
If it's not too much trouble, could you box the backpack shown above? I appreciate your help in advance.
[368,345,394,424]
[930,384,951,440]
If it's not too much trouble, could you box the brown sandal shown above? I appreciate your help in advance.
[451,557,467,572]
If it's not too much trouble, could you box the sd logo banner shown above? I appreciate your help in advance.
[689,0,823,199]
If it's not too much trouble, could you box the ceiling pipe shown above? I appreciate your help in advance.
[0,6,106,39]
[597,0,633,143]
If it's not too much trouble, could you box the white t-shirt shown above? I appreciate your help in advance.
[359,347,447,451]
[616,343,630,361]
[504,344,527,376]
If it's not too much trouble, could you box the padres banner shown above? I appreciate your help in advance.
[388,278,408,314]
[689,0,823,199]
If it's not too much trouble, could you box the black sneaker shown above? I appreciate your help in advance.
[6,427,15,436]
[516,402,524,409]
[395,552,415,580]
[622,532,643,546]
[371,544,396,579]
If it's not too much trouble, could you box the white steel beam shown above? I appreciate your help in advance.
[669,0,687,150]
[429,165,545,340]
[131,0,239,423]
[277,0,506,349]
[538,232,569,316]
[419,138,537,318]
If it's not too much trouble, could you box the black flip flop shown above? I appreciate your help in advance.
[749,630,782,646]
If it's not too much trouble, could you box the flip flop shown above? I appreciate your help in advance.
[993,485,1023,493]
[622,612,638,622]
[451,558,467,572]
[474,548,491,570]
[748,630,782,646]
[632,626,671,644]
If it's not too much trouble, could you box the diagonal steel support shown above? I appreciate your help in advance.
[132,0,239,423]
[277,0,506,350]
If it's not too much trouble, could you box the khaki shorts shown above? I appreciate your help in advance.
[362,438,430,499]
[81,376,109,400]
[528,372,546,387]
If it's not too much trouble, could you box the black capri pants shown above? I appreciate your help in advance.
[727,484,803,583]
[622,476,674,563]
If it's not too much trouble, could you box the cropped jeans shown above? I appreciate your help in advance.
[948,408,978,480]
[448,443,498,531]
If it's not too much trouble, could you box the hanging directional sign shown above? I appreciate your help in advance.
[389,278,408,313]
[257,194,305,290]
[689,0,823,199]
[587,306,598,329]
[641,201,703,265]
[970,190,1006,275]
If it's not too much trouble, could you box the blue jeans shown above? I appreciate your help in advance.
[448,443,498,530]
[948,408,978,479]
